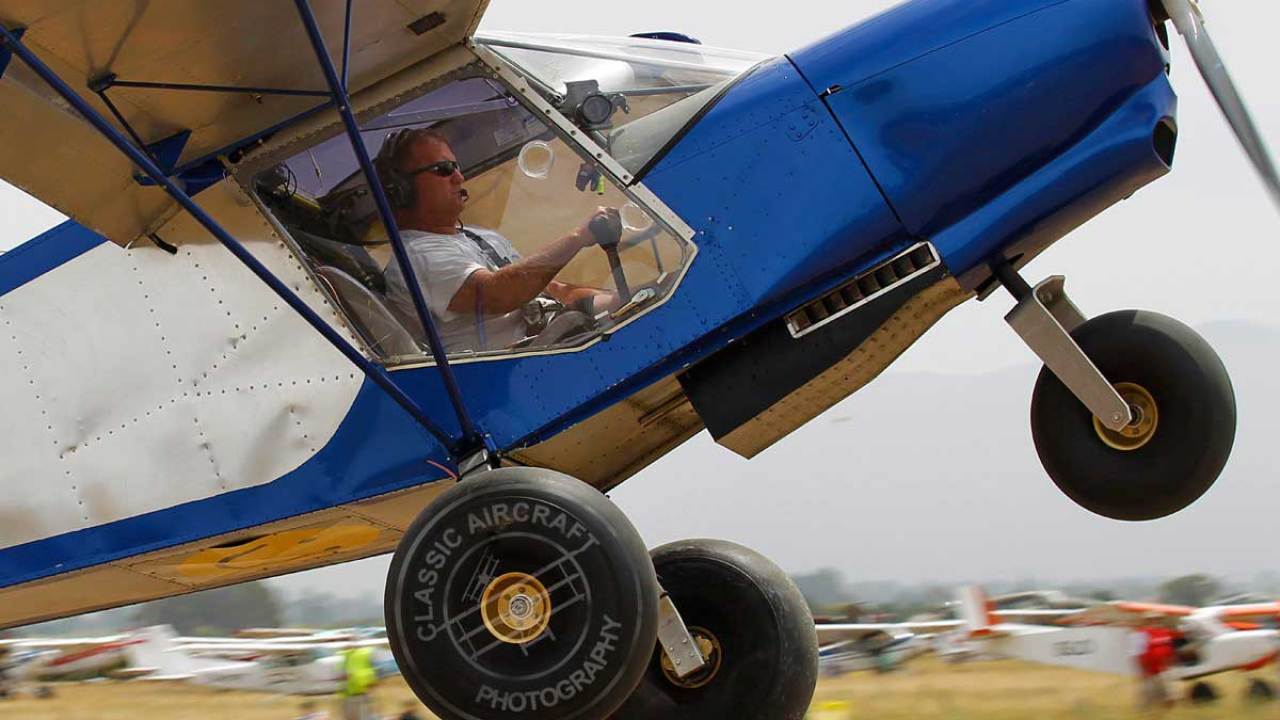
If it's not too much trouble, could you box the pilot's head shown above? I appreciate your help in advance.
[376,127,467,231]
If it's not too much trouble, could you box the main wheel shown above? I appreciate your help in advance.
[1188,680,1219,704]
[385,467,659,720]
[1030,310,1235,521]
[1246,678,1275,702]
[613,539,818,720]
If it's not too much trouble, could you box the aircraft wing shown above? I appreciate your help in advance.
[0,1,489,244]
[174,638,388,654]
[991,608,1087,624]
[230,627,328,639]
[815,621,962,644]
[1212,603,1280,621]
[0,634,130,651]
[1061,601,1196,626]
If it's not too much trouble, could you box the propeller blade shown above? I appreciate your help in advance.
[1161,0,1280,213]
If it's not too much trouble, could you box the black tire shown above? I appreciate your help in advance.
[613,539,818,720]
[1246,679,1275,702]
[1030,310,1235,521]
[384,467,659,720]
[1188,680,1218,704]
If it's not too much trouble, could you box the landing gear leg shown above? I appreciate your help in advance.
[384,468,659,720]
[996,262,1236,521]
[614,539,818,720]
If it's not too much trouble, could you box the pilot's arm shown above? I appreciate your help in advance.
[447,207,620,315]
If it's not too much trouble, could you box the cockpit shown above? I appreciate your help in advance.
[248,33,763,364]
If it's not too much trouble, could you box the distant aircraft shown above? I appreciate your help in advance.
[823,587,1280,703]
[814,592,1087,676]
[0,634,136,683]
[123,625,397,696]
[1,1,1277,718]
[1058,600,1280,702]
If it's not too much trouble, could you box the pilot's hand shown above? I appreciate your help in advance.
[582,207,622,248]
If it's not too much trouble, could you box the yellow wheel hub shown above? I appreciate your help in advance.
[480,572,552,644]
[659,627,722,689]
[1093,382,1159,451]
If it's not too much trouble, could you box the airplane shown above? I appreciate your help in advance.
[814,596,1090,675]
[822,588,1280,702]
[122,625,397,696]
[0,1,1276,718]
[815,623,940,676]
[1058,599,1280,702]
[0,634,137,683]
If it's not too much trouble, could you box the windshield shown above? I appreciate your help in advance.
[477,32,766,174]
[251,74,695,363]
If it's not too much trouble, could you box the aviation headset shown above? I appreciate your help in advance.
[373,128,421,210]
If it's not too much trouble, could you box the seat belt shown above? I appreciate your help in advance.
[459,226,510,350]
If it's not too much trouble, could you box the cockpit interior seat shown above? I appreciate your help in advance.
[314,265,420,357]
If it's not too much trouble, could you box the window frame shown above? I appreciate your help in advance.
[236,45,699,368]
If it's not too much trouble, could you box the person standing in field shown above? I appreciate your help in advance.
[338,646,378,720]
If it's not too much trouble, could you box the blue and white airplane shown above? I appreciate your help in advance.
[0,1,1275,718]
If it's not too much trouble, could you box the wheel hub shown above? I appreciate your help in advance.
[480,572,552,644]
[1093,382,1159,451]
[660,626,722,689]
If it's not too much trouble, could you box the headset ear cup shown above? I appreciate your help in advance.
[374,160,410,210]
[373,129,413,210]
[392,171,413,209]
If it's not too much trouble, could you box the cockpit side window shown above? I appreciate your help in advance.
[252,73,694,364]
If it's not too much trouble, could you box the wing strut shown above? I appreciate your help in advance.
[293,0,485,453]
[0,22,482,459]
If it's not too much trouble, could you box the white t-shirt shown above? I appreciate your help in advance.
[383,227,528,353]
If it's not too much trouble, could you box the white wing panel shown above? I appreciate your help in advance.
[0,180,364,551]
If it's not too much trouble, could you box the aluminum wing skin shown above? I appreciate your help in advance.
[0,0,488,244]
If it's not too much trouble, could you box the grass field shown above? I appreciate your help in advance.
[1,657,1276,719]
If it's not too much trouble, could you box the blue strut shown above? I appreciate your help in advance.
[292,0,486,452]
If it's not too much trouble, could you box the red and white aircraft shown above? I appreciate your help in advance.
[0,633,138,682]
[817,587,1280,701]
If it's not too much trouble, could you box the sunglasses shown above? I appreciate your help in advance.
[405,160,461,178]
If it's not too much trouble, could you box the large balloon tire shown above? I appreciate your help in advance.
[384,467,658,720]
[613,539,818,720]
[1031,310,1235,521]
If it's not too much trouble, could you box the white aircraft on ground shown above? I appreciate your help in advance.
[815,602,1083,675]
[124,625,397,696]
[0,633,137,682]
[817,587,1280,702]
[1056,599,1280,702]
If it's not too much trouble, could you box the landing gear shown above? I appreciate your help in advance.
[1245,678,1275,702]
[384,467,659,720]
[613,540,818,720]
[1029,310,1235,520]
[1188,680,1219,704]
[999,268,1235,521]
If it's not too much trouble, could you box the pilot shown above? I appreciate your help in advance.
[375,127,619,353]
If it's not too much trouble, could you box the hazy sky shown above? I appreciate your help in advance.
[2,1,1278,599]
